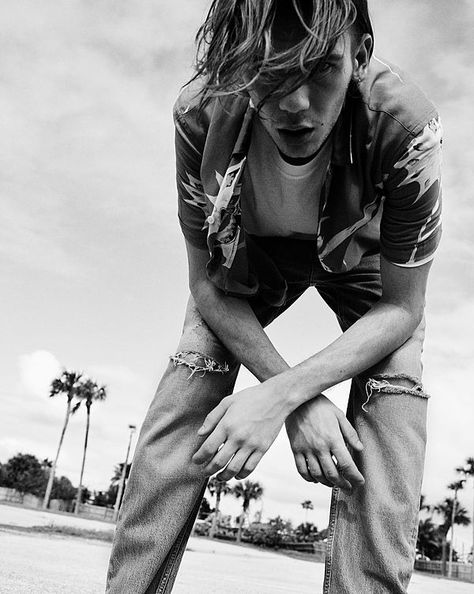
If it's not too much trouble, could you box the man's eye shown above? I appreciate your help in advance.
[320,62,333,73]
[310,62,334,80]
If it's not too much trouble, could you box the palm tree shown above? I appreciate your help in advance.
[231,479,264,543]
[434,495,470,574]
[417,517,442,560]
[447,480,466,576]
[301,499,314,524]
[296,521,319,542]
[207,477,232,538]
[108,462,132,506]
[42,370,83,509]
[457,457,474,578]
[110,462,132,486]
[73,378,107,514]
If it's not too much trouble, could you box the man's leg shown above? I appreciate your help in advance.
[106,294,241,594]
[105,236,312,593]
[316,255,430,594]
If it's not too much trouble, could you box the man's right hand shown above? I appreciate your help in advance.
[284,395,365,494]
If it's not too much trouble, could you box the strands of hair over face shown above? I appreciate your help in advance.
[187,0,373,109]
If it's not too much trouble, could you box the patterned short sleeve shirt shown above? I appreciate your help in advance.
[173,57,442,304]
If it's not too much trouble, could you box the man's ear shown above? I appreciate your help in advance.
[352,34,373,82]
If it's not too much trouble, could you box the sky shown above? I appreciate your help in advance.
[1,0,473,557]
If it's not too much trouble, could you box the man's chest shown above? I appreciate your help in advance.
[239,121,333,238]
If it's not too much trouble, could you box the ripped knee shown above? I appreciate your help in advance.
[362,373,430,413]
[169,350,230,379]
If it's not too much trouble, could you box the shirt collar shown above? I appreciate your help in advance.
[330,97,354,167]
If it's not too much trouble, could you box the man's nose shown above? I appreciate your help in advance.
[278,84,311,114]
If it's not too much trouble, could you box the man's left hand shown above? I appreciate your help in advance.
[191,380,289,481]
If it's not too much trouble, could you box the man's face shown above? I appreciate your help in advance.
[246,31,357,161]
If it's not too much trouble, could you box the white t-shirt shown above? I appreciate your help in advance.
[241,117,333,239]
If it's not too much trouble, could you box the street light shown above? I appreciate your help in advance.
[448,479,466,578]
[113,424,136,522]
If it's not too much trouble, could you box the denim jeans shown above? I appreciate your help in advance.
[105,236,429,594]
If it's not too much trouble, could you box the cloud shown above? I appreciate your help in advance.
[0,0,198,276]
[18,350,62,399]
[1,0,473,556]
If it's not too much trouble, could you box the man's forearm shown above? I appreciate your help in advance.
[277,299,423,413]
[192,280,290,382]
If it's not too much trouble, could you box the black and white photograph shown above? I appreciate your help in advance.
[1,1,473,592]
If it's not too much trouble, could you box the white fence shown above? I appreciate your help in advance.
[415,559,473,582]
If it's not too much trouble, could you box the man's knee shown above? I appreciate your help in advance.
[361,373,430,412]
[169,350,230,379]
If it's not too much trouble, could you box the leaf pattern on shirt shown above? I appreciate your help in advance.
[392,116,443,202]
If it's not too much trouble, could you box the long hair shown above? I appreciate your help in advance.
[188,0,374,107]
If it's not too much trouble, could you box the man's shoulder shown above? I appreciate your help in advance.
[173,77,249,154]
[361,57,439,138]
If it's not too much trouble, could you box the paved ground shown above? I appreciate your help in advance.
[0,503,473,593]
[0,502,114,533]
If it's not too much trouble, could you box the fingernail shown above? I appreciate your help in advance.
[357,441,364,449]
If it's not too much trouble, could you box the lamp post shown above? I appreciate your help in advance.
[448,479,466,578]
[113,424,136,522]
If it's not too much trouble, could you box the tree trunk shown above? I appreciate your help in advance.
[237,502,249,543]
[42,398,72,509]
[74,404,91,514]
[236,514,242,543]
[209,491,221,539]
[441,537,448,576]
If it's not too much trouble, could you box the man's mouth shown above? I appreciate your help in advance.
[277,127,315,142]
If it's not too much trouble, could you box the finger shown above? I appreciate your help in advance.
[338,415,364,451]
[331,444,365,488]
[201,441,237,475]
[215,448,254,481]
[305,454,332,488]
[293,452,317,483]
[294,452,313,482]
[318,452,352,493]
[234,450,264,480]
[197,401,229,436]
[192,426,228,465]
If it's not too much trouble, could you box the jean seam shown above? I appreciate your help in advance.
[323,486,340,594]
[155,482,207,594]
[155,534,184,594]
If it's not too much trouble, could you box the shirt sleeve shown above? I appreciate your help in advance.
[174,116,209,251]
[380,115,443,267]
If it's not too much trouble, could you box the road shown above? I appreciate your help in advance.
[0,504,473,593]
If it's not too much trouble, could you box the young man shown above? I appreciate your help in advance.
[106,1,442,592]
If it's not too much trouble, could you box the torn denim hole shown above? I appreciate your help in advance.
[169,350,229,380]
[362,373,430,413]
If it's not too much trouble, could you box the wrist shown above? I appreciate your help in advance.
[277,365,326,413]
[265,368,317,417]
